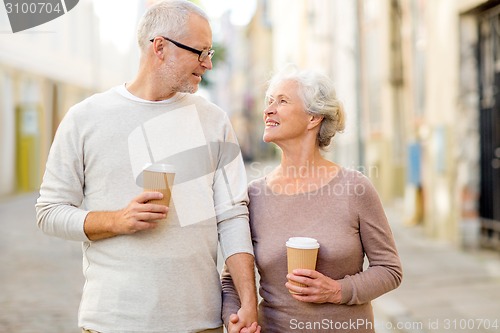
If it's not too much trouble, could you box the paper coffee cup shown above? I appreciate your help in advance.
[286,237,320,294]
[143,164,176,211]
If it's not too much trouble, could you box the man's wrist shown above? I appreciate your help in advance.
[84,211,119,241]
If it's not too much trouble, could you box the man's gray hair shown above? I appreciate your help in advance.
[137,0,209,53]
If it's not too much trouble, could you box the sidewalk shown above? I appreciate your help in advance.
[373,202,500,333]
[0,193,83,333]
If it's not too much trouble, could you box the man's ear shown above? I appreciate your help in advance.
[152,39,165,59]
[307,115,324,130]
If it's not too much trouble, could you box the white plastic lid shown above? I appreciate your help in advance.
[286,237,320,249]
[144,163,176,173]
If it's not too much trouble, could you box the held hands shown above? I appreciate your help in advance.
[285,269,342,304]
[228,307,261,333]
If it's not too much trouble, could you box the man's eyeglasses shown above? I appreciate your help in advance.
[150,36,214,62]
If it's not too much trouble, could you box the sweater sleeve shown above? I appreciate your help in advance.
[215,114,253,261]
[35,107,90,242]
[338,173,403,304]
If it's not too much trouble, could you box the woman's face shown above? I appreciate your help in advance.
[262,80,312,146]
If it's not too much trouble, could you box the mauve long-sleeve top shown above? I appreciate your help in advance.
[222,168,402,332]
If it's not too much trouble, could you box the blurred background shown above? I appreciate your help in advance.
[2,0,499,250]
[1,0,500,331]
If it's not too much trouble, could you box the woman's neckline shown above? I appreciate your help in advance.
[263,166,344,197]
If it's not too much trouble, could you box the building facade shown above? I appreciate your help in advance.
[0,1,137,197]
[239,0,500,250]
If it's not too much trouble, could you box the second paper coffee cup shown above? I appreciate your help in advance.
[286,237,320,293]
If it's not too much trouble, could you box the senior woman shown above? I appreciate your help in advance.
[221,66,402,333]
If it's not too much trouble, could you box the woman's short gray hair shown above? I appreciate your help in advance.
[136,0,209,53]
[266,66,346,149]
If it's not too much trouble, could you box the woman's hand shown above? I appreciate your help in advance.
[285,269,342,304]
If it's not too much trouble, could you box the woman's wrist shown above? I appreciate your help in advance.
[328,280,342,304]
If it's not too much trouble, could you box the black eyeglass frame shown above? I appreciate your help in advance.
[150,36,214,62]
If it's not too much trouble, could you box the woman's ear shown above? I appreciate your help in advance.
[307,115,324,130]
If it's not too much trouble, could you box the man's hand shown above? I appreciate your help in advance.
[84,192,168,240]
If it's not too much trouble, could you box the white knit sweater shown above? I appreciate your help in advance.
[36,86,253,333]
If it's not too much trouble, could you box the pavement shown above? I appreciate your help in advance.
[0,193,83,333]
[1,188,500,332]
[373,202,500,333]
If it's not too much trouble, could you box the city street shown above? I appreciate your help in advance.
[374,204,500,333]
[1,0,499,332]
[0,193,83,332]
[1,190,500,332]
